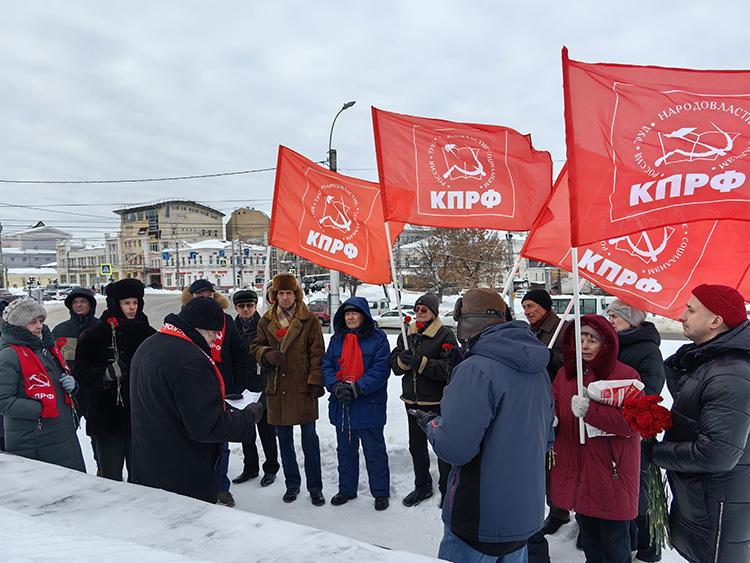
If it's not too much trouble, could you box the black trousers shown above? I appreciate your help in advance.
[576,514,631,563]
[96,431,132,482]
[240,406,280,476]
[405,403,449,496]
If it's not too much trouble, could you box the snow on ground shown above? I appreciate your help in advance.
[144,287,184,295]
[72,337,686,562]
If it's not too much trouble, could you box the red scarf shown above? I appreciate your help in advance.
[160,323,226,409]
[12,344,72,419]
[209,316,227,364]
[336,333,364,383]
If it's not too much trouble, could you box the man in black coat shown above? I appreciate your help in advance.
[653,284,750,563]
[130,297,263,504]
[231,289,279,487]
[52,287,101,467]
[182,279,249,507]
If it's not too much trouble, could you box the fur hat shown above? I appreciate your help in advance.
[233,289,258,305]
[269,274,303,303]
[415,293,440,317]
[178,297,225,331]
[692,284,747,329]
[106,278,144,312]
[3,297,47,327]
[522,289,553,312]
[606,299,647,328]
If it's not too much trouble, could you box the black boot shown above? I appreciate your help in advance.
[310,489,326,506]
[232,469,259,484]
[331,492,356,506]
[374,497,389,511]
[402,488,433,507]
[260,473,277,487]
[283,487,300,503]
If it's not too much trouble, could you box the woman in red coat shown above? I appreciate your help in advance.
[550,314,641,563]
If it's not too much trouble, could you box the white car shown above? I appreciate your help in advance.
[372,309,415,329]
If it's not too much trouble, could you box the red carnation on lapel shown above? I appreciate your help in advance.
[416,321,425,330]
[275,327,288,340]
[441,343,454,351]
[106,317,119,328]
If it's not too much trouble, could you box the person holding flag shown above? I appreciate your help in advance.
[322,297,391,511]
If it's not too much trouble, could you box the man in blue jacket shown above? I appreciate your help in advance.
[322,297,391,511]
[411,288,554,562]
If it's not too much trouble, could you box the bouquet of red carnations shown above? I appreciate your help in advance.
[623,394,673,551]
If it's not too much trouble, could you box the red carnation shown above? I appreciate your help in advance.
[106,317,119,328]
[441,343,454,351]
[275,327,287,340]
[416,321,425,330]
[623,395,672,440]
[403,315,412,323]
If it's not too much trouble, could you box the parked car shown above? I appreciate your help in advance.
[367,299,391,316]
[43,283,80,301]
[372,309,415,329]
[307,299,331,326]
[0,289,20,305]
[549,295,616,317]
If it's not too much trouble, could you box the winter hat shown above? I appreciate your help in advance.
[269,274,303,303]
[341,302,362,314]
[178,297,225,331]
[64,287,96,312]
[456,288,508,318]
[606,299,646,327]
[415,293,440,317]
[580,324,603,343]
[3,297,47,327]
[521,289,553,312]
[232,289,258,305]
[188,279,214,294]
[106,278,145,311]
[692,284,748,329]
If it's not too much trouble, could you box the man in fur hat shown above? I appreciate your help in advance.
[251,273,326,506]
[182,279,248,508]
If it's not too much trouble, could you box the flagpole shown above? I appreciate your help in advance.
[547,278,586,351]
[571,247,586,445]
[500,254,522,304]
[385,222,410,351]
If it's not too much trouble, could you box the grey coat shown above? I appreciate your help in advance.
[0,323,85,472]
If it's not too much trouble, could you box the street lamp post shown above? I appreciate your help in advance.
[327,101,356,328]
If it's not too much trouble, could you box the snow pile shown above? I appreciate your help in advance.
[0,453,438,563]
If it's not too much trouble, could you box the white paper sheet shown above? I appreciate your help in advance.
[225,390,262,410]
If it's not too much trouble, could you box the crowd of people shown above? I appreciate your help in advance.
[0,276,748,563]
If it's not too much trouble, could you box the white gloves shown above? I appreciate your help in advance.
[571,395,590,418]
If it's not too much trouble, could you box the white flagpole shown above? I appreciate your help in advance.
[500,254,523,304]
[571,247,586,444]
[547,278,586,351]
[385,222,410,350]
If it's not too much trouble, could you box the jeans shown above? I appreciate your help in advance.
[406,403,450,496]
[438,524,528,562]
[276,422,322,491]
[575,514,631,563]
[217,442,230,493]
[95,431,131,482]
[336,426,390,498]
[240,407,280,475]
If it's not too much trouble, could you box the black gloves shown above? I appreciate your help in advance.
[408,408,439,433]
[332,382,363,403]
[398,349,413,367]
[409,354,423,372]
[265,350,287,368]
[244,401,264,423]
[308,384,325,398]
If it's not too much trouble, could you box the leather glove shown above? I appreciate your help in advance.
[408,408,439,433]
[265,350,287,368]
[398,349,413,367]
[409,354,424,372]
[308,384,325,398]
[332,382,354,403]
[571,395,590,418]
[104,361,123,383]
[351,382,362,399]
[244,401,264,423]
[60,374,76,393]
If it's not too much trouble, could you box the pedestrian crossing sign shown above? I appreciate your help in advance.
[99,263,112,275]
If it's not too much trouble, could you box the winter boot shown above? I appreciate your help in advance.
[283,487,300,503]
[310,489,326,506]
[216,491,236,508]
[260,473,277,487]
[374,497,389,511]
[331,493,356,506]
[232,469,259,484]
[402,487,433,507]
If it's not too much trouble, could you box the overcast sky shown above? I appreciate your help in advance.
[2,1,748,241]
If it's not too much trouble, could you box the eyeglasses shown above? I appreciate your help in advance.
[414,306,431,314]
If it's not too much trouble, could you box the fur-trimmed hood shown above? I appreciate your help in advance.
[181,287,230,309]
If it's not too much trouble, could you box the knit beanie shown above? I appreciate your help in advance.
[692,284,747,329]
[232,289,258,305]
[189,279,214,294]
[3,297,47,327]
[178,297,225,331]
[415,292,440,317]
[605,299,647,327]
[580,324,603,343]
[521,289,553,311]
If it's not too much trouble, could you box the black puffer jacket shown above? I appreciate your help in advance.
[653,321,750,563]
[390,318,457,405]
[73,309,155,437]
[234,312,266,393]
[617,321,665,396]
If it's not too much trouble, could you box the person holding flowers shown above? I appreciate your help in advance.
[251,274,325,506]
[652,284,750,563]
[606,299,666,562]
[390,292,457,508]
[550,314,641,563]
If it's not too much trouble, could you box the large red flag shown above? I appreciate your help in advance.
[372,107,552,229]
[269,146,403,285]
[522,165,750,319]
[563,48,750,246]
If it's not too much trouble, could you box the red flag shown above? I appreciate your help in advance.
[269,146,403,285]
[522,165,750,319]
[563,48,750,246]
[372,107,552,229]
